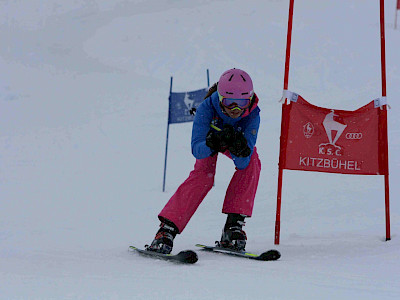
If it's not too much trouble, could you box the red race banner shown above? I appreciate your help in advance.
[275,0,390,245]
[397,0,400,9]
[280,96,387,175]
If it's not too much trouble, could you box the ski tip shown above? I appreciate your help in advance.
[129,246,198,264]
[258,249,281,261]
[178,250,198,264]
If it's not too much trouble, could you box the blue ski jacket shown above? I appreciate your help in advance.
[191,91,260,170]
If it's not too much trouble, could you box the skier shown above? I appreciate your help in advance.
[147,68,261,254]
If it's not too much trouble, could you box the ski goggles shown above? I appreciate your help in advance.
[218,92,252,110]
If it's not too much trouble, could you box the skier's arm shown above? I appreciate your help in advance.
[231,113,260,170]
[191,101,214,159]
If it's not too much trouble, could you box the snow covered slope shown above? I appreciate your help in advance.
[1,0,399,299]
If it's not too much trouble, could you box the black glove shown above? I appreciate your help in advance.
[228,131,251,157]
[206,125,235,154]
[206,130,227,153]
[206,125,250,157]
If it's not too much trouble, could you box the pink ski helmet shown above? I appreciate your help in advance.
[217,68,254,99]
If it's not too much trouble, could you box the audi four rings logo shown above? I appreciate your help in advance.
[345,133,363,140]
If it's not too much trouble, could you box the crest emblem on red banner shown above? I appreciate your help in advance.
[303,122,314,138]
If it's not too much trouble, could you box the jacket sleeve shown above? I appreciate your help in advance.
[231,112,260,170]
[191,100,213,159]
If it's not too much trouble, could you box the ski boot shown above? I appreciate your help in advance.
[218,213,247,251]
[146,221,178,254]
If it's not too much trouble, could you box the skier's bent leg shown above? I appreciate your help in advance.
[222,147,261,217]
[158,155,218,233]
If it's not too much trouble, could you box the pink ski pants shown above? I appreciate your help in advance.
[159,147,261,233]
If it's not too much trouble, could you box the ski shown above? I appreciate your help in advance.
[129,246,198,264]
[195,244,281,261]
